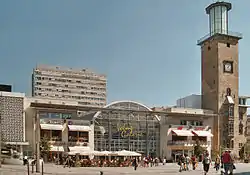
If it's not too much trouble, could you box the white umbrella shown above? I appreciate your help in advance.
[117,150,133,156]
[100,151,111,156]
[130,151,142,156]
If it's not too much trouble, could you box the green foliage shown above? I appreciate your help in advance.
[211,150,219,160]
[40,137,51,154]
[193,140,205,157]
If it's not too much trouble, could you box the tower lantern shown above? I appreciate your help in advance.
[206,1,231,35]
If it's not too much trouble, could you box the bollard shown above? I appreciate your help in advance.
[100,171,103,175]
[27,162,30,175]
[41,161,44,175]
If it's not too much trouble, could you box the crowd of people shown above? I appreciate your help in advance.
[177,150,236,175]
[61,155,161,168]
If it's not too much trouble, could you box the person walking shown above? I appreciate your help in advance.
[214,155,220,172]
[191,155,197,170]
[185,155,191,171]
[132,158,138,171]
[222,150,234,175]
[202,152,211,175]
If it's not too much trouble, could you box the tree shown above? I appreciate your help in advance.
[40,137,51,156]
[193,140,204,158]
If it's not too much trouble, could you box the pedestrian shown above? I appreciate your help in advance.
[191,155,197,170]
[202,152,211,175]
[163,157,166,165]
[185,154,191,171]
[132,158,138,171]
[222,150,234,175]
[214,154,220,172]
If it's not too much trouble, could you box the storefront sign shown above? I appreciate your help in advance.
[40,119,63,124]
[68,120,90,126]
[117,125,145,138]
[39,112,72,119]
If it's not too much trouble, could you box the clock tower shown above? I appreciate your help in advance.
[198,1,243,153]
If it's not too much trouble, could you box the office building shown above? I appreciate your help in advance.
[32,65,107,107]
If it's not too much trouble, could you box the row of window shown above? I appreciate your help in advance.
[35,81,106,89]
[180,120,203,126]
[34,87,105,96]
[34,92,106,101]
[35,76,106,84]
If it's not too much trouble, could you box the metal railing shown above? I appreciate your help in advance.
[167,140,208,146]
[197,30,243,45]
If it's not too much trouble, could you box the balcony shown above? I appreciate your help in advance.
[47,141,89,147]
[68,142,89,147]
[167,140,209,147]
[197,30,243,45]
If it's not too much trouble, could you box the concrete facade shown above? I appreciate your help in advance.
[0,92,28,145]
[156,107,214,160]
[23,97,95,157]
[32,65,107,107]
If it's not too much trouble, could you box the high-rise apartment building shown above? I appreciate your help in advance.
[32,65,107,107]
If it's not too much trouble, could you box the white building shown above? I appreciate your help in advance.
[0,91,29,158]
[157,107,215,161]
[176,94,201,109]
[24,97,95,160]
[32,65,107,107]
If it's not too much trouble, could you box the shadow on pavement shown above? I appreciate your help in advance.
[233,173,250,175]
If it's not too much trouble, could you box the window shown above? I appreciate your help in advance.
[239,122,244,135]
[228,121,234,136]
[208,46,211,50]
[227,43,230,48]
[228,105,234,117]
[239,143,243,148]
[231,140,234,148]
[213,80,215,84]
[239,112,243,120]
[226,88,231,96]
[180,120,187,125]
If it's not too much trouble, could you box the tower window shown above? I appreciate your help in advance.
[239,122,243,135]
[226,88,231,96]
[213,80,215,84]
[227,43,230,48]
[208,46,211,50]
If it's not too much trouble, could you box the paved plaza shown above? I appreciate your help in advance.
[0,163,250,175]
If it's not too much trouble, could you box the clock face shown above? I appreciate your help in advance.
[225,63,232,72]
[224,61,233,73]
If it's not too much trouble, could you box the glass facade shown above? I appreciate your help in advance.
[209,5,228,35]
[94,101,160,157]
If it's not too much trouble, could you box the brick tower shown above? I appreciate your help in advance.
[198,1,243,154]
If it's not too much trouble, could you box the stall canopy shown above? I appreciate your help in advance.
[171,130,194,136]
[192,130,213,137]
[40,124,63,130]
[68,125,91,132]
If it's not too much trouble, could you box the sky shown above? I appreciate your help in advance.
[1,0,250,107]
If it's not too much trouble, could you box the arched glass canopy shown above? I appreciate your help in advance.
[93,100,160,156]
